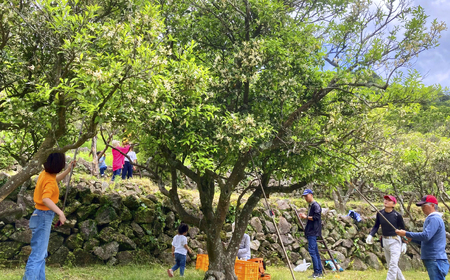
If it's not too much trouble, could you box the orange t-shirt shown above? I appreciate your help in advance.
[34,171,59,211]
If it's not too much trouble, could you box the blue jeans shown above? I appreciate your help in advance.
[423,259,449,280]
[307,236,322,275]
[100,166,107,176]
[111,169,121,181]
[122,161,133,179]
[171,253,187,276]
[23,209,55,280]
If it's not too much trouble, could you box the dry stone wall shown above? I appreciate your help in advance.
[0,175,448,271]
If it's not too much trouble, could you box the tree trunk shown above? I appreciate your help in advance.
[162,151,300,280]
[193,171,242,280]
[438,181,450,200]
[392,184,406,215]
[332,188,346,214]
[91,136,99,177]
[439,194,450,212]
[195,174,236,280]
[390,177,415,221]
[203,229,237,280]
[0,117,97,202]
[0,156,44,201]
[437,181,450,212]
[406,193,416,223]
[16,179,31,214]
[332,184,353,214]
[160,151,258,280]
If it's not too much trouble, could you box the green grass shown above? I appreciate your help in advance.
[0,264,439,280]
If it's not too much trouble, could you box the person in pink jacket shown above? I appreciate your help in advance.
[111,140,130,182]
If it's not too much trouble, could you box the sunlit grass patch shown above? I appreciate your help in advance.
[0,264,435,280]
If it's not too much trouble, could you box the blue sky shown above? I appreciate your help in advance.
[412,0,450,88]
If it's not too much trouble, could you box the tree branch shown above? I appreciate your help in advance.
[169,167,202,229]
[264,181,310,195]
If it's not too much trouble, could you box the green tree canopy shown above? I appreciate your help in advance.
[0,0,172,200]
[128,1,446,278]
[0,1,447,278]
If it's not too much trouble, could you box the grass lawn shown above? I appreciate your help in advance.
[1,264,437,280]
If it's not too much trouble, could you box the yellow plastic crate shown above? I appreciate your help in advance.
[196,254,259,280]
[234,260,260,280]
[248,258,271,280]
[195,254,209,271]
[248,258,265,275]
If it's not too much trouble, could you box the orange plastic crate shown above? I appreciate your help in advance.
[247,258,271,280]
[195,254,209,271]
[234,260,259,280]
[248,258,265,275]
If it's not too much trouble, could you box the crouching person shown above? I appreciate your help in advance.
[232,222,251,261]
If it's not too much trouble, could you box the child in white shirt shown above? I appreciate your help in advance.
[168,223,192,277]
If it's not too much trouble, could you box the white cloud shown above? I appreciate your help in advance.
[434,69,450,84]
[410,0,450,87]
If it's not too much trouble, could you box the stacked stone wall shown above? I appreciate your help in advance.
[0,175,448,271]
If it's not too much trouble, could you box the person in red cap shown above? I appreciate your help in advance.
[396,195,448,280]
[366,195,407,280]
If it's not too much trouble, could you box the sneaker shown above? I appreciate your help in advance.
[308,273,323,279]
[167,269,174,277]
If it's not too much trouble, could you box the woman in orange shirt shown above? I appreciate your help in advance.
[23,153,75,280]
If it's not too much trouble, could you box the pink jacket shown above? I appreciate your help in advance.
[112,145,130,171]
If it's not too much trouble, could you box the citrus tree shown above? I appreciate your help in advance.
[130,0,446,278]
[0,0,169,200]
[365,90,450,217]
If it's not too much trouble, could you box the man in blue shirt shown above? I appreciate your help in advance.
[299,189,323,279]
[396,195,449,280]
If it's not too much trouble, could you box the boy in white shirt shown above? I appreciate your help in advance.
[168,223,192,277]
[122,146,137,179]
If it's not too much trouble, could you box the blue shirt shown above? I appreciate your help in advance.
[406,212,447,260]
[99,156,107,168]
[305,201,322,237]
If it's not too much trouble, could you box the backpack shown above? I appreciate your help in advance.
[348,210,362,222]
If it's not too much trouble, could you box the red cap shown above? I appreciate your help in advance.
[384,195,397,204]
[416,195,438,206]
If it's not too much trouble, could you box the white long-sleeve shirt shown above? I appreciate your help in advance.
[237,233,251,261]
[124,151,137,162]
